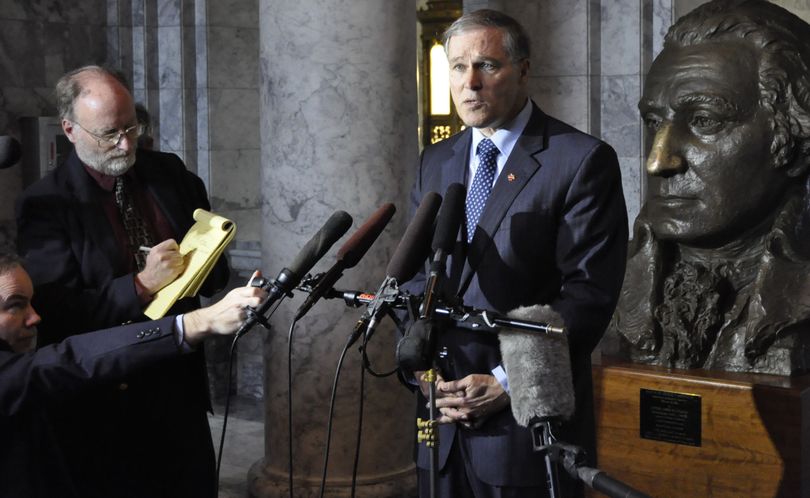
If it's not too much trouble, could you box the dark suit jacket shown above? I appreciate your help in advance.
[0,317,186,498]
[14,148,229,497]
[404,104,628,487]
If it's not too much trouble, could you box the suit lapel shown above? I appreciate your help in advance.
[63,150,124,272]
[456,105,549,298]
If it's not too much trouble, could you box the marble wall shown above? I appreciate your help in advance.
[252,1,418,494]
[0,0,107,250]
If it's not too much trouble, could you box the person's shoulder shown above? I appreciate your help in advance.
[534,112,615,160]
[422,128,470,162]
[135,148,187,170]
[19,152,80,200]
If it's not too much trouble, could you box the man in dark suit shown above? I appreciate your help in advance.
[0,251,264,498]
[15,65,231,497]
[403,10,628,497]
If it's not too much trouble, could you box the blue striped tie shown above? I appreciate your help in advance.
[466,138,499,243]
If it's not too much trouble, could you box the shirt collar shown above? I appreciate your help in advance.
[471,98,533,160]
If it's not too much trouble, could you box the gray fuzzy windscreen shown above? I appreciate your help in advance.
[499,305,575,426]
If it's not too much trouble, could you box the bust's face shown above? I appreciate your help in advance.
[639,41,790,247]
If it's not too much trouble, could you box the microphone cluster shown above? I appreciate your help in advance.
[242,184,565,340]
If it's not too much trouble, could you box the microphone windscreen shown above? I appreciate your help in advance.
[337,203,396,268]
[0,136,21,169]
[385,191,441,281]
[288,210,353,280]
[431,183,465,254]
[499,305,575,426]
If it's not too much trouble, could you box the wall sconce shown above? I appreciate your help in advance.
[418,0,462,147]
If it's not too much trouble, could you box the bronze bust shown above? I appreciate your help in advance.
[609,0,810,375]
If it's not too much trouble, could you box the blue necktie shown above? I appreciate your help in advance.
[466,138,499,243]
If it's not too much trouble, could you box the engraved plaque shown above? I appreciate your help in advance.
[639,388,701,446]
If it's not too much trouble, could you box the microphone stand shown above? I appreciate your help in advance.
[530,422,651,498]
[532,419,562,498]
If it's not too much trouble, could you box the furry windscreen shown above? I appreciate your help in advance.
[499,305,575,426]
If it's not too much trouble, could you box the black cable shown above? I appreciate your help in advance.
[318,332,355,498]
[350,339,367,497]
[215,293,284,494]
[215,333,241,493]
[286,319,298,498]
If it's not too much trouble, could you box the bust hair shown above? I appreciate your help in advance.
[666,0,810,172]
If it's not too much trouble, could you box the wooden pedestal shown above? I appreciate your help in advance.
[591,357,810,497]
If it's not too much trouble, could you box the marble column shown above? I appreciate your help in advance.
[250,1,418,497]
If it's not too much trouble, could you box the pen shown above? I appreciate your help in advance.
[138,245,152,253]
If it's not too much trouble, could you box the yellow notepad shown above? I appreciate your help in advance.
[144,209,236,319]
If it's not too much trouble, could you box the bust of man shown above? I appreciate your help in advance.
[609,0,810,375]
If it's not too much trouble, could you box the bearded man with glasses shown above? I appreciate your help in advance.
[14,65,230,497]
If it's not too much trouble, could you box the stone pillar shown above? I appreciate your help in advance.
[250,1,418,496]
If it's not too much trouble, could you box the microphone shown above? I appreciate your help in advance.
[397,183,465,372]
[237,210,353,336]
[0,136,21,169]
[499,304,575,426]
[421,182,465,319]
[350,192,442,345]
[294,203,396,320]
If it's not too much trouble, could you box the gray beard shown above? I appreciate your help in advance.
[77,146,136,176]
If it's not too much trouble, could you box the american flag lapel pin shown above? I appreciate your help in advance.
[507,173,516,182]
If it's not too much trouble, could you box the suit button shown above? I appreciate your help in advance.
[137,331,145,339]
[118,383,128,391]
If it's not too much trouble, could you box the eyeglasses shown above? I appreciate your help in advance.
[71,121,144,147]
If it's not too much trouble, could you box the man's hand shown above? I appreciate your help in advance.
[137,239,185,294]
[182,286,267,345]
[433,374,510,429]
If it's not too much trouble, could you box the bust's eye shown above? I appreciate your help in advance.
[689,113,723,134]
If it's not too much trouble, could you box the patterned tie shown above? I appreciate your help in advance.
[466,138,499,243]
[114,176,154,271]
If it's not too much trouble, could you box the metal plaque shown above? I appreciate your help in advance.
[639,388,701,447]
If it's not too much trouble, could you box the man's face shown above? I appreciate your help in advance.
[639,41,790,247]
[447,27,529,136]
[0,266,40,353]
[62,74,138,176]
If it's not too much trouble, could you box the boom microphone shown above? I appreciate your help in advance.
[499,304,574,425]
[237,210,353,336]
[350,192,442,344]
[294,203,396,320]
[0,136,21,169]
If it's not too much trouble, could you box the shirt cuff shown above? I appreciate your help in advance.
[491,364,509,394]
[173,314,194,352]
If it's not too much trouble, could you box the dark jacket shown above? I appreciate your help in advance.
[15,148,229,497]
[404,103,628,487]
[0,317,184,498]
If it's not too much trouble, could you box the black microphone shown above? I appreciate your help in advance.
[499,304,574,425]
[350,192,442,345]
[421,182,465,319]
[397,183,465,372]
[294,203,396,321]
[0,136,21,169]
[237,210,353,336]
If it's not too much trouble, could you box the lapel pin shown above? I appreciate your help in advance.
[507,173,516,182]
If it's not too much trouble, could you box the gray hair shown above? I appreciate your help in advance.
[442,9,530,64]
[666,0,810,171]
[55,65,131,121]
[0,250,22,277]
